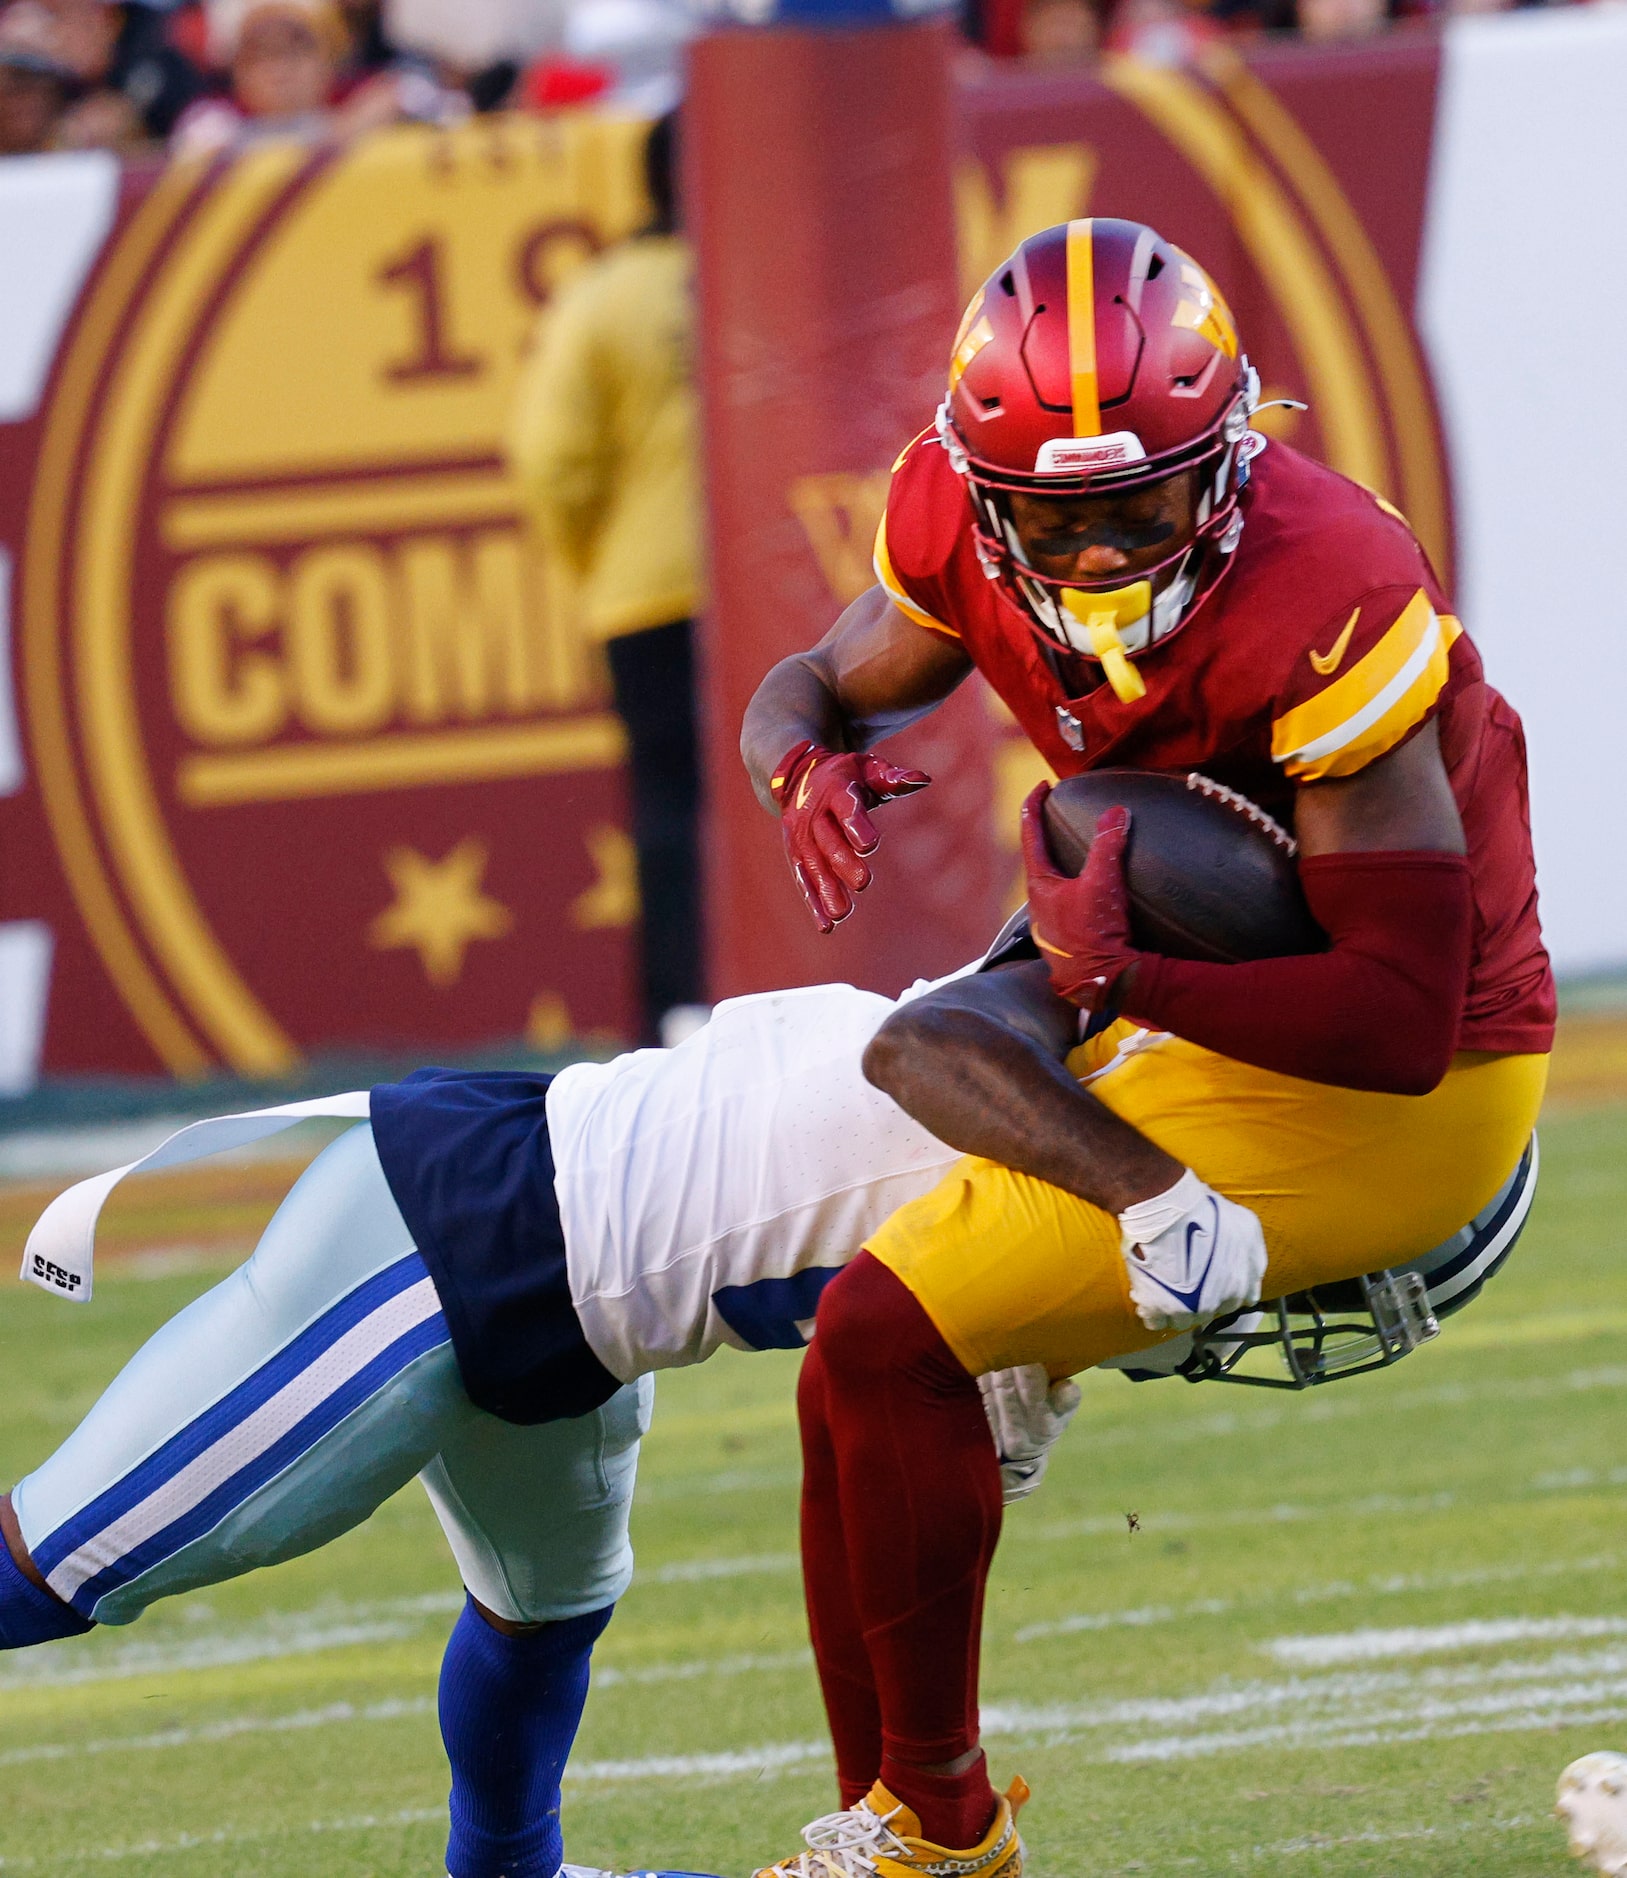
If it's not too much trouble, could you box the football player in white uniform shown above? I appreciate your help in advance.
[0,961,1122,1878]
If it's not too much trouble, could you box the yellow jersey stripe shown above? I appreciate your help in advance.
[1273,589,1437,759]
[1273,593,1461,780]
[872,518,959,639]
[1065,219,1101,439]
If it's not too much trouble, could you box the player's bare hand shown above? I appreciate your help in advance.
[771,742,930,933]
[1020,784,1142,1011]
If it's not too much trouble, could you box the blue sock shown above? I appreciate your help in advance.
[440,1594,614,1878]
[0,1532,92,1648]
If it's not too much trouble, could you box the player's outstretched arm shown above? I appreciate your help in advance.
[863,960,1182,1214]
[740,587,971,931]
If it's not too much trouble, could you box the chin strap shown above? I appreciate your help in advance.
[1060,581,1152,701]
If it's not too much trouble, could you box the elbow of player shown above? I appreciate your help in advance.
[1319,1006,1457,1098]
[862,1006,959,1103]
[861,1016,913,1098]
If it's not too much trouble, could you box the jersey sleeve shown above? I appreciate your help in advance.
[870,429,966,640]
[1270,584,1463,782]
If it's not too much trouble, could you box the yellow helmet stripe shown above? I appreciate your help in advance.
[1065,218,1101,438]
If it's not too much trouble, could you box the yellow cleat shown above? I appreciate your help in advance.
[753,1777,1029,1878]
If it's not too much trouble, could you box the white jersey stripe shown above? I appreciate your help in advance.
[1279,608,1443,769]
[45,1276,442,1603]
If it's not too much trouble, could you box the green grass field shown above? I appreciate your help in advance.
[1,1099,1625,1876]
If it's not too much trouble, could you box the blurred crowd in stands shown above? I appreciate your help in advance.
[0,0,691,157]
[0,0,1596,161]
[971,0,1583,68]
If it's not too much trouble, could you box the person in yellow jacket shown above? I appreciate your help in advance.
[509,111,705,1045]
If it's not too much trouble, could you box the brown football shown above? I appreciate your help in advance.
[1041,770,1325,964]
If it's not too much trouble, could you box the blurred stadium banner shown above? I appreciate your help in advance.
[0,12,1623,1080]
[0,117,651,1079]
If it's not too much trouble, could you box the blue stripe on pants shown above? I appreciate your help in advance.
[33,1252,449,1616]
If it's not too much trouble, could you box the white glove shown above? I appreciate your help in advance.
[979,1363,1082,1503]
[1118,1169,1268,1333]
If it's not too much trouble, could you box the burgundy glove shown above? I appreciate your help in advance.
[771,741,931,933]
[1019,783,1144,1013]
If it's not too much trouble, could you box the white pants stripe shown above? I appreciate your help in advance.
[13,1125,650,1628]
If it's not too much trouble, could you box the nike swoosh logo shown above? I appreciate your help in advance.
[793,770,815,811]
[1309,609,1360,677]
[1145,1203,1220,1312]
[1149,1245,1215,1314]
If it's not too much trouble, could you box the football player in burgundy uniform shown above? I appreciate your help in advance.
[741,220,1554,1878]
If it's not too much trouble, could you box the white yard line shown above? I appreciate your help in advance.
[1030,1489,1459,1545]
[1231,1812,1546,1863]
[597,1648,809,1687]
[12,1643,1626,1783]
[0,1617,437,1691]
[0,1807,1557,1872]
[1079,1362,1627,1455]
[1289,1548,1625,1605]
[0,1806,447,1870]
[1265,1615,1627,1667]
[1018,1549,1626,1643]
[647,1553,798,1584]
[0,1697,435,1769]
[0,1561,801,1692]
[569,1741,829,1782]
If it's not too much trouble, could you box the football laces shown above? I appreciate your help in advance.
[765,1802,915,1878]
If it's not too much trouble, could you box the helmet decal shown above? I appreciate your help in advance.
[1171,252,1239,361]
[949,308,995,396]
[1034,431,1147,477]
[1064,218,1101,437]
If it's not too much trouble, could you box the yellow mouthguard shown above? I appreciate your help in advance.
[1060,581,1152,702]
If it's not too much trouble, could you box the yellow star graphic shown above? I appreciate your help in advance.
[367,838,513,988]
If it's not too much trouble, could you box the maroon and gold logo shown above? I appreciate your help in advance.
[23,117,651,1074]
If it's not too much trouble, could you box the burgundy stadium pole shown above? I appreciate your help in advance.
[689,12,1008,1001]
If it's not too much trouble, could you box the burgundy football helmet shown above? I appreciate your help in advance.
[939,218,1262,695]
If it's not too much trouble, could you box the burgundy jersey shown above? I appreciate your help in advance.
[875,432,1554,1056]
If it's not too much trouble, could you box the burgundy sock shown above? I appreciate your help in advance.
[798,1337,883,1803]
[799,1252,1002,1847]
[880,1752,998,1850]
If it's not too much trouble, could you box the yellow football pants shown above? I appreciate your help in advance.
[865,1024,1548,1379]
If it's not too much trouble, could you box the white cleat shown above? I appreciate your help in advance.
[1558,1753,1627,1874]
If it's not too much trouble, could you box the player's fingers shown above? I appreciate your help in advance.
[833,786,881,858]
[790,858,834,934]
[1019,785,1064,881]
[814,814,874,893]
[866,760,932,801]
[804,828,861,918]
[793,853,848,932]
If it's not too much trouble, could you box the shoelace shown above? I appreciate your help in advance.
[765,1801,916,1878]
